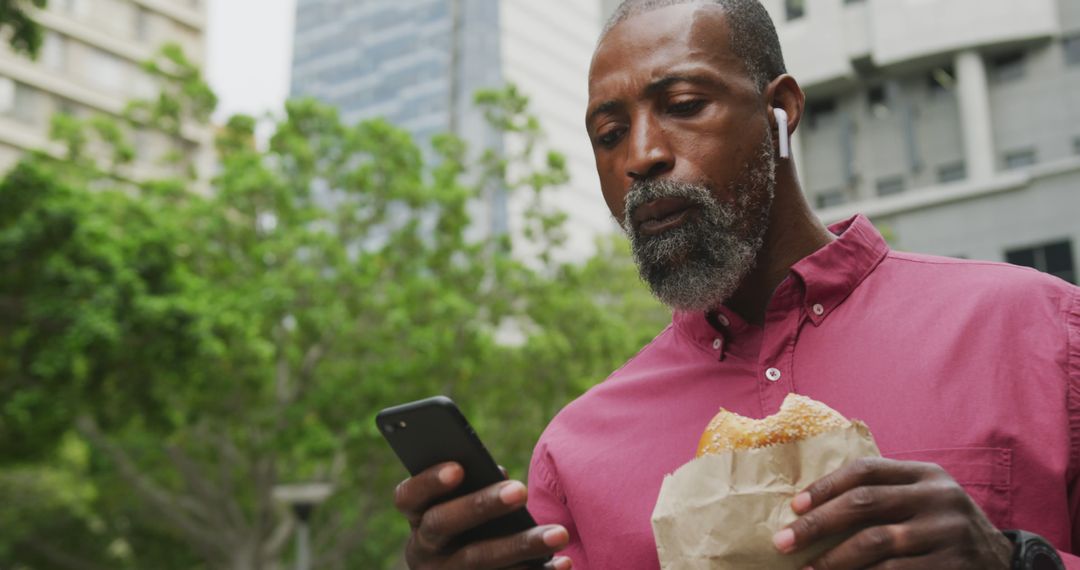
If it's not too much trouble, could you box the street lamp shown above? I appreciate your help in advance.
[273,482,334,570]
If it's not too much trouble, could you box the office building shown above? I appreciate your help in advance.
[0,0,211,180]
[763,0,1080,283]
[291,0,612,259]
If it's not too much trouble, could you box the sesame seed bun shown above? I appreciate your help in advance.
[696,394,851,457]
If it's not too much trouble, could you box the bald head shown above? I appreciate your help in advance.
[600,0,786,90]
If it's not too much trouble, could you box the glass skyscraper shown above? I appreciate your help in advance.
[291,0,614,259]
[291,0,506,231]
[291,0,502,147]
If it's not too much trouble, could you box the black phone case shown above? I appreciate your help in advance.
[376,396,550,563]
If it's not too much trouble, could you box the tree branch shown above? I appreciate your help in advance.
[23,537,112,570]
[213,428,251,532]
[260,508,296,561]
[74,415,227,554]
[165,443,245,545]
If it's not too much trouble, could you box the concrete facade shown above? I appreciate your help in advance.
[760,0,1080,283]
[0,0,210,180]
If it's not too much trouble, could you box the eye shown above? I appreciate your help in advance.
[595,126,626,149]
[668,99,706,116]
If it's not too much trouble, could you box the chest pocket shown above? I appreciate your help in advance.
[884,447,1012,528]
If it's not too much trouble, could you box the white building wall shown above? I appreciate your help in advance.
[0,0,209,177]
[501,0,616,261]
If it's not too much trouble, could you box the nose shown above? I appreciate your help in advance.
[625,113,674,180]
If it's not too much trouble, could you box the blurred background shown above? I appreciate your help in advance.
[0,1,1077,569]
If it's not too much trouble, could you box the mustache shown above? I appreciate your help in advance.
[622,179,716,232]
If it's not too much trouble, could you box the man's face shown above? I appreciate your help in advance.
[586,5,776,311]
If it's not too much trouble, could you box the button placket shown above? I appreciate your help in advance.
[758,285,802,413]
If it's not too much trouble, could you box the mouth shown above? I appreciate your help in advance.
[632,197,697,236]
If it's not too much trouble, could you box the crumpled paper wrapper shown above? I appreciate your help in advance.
[651,422,880,569]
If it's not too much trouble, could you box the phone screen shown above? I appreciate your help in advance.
[376,396,549,559]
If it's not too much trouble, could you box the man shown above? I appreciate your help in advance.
[393,1,1080,568]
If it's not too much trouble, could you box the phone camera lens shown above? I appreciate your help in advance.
[398,421,407,429]
[383,424,395,433]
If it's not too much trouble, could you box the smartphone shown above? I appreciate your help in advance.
[376,396,550,562]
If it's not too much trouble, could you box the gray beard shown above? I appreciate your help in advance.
[622,138,776,312]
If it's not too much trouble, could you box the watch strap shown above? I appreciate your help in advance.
[1003,530,1065,570]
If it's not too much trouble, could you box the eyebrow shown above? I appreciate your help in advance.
[587,73,725,125]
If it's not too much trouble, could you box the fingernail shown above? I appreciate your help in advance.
[438,464,460,485]
[792,492,812,513]
[542,526,569,548]
[772,528,795,553]
[553,555,573,570]
[499,481,527,505]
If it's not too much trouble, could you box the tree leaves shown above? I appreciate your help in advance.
[0,52,669,570]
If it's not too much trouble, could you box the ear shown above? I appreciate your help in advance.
[764,74,806,157]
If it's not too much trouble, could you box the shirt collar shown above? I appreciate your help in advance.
[673,214,890,349]
[789,214,889,326]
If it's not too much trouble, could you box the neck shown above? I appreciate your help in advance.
[723,163,833,326]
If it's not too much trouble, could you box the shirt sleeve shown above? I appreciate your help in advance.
[528,440,589,569]
[1067,284,1080,557]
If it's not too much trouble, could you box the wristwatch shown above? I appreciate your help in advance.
[1002,530,1065,570]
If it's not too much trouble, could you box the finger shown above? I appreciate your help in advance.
[394,462,464,526]
[547,556,573,570]
[774,484,921,553]
[446,525,570,570]
[863,554,938,570]
[794,458,930,514]
[506,556,573,570]
[415,479,531,552]
[806,523,934,570]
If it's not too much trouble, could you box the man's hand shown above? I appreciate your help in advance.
[394,462,573,570]
[771,457,1013,569]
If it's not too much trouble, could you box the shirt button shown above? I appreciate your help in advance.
[716,313,730,327]
[765,368,782,382]
[712,338,722,350]
[812,303,825,316]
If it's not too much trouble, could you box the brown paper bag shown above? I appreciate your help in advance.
[651,422,880,569]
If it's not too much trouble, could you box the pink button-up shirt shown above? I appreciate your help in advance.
[527,215,1080,568]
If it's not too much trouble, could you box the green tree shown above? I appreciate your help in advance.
[0,0,47,57]
[0,47,668,570]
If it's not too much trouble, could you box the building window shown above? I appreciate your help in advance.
[1065,35,1080,66]
[937,162,966,184]
[82,47,128,93]
[875,176,906,197]
[135,7,151,42]
[1003,148,1037,170]
[60,0,90,18]
[785,0,806,21]
[867,84,890,117]
[56,97,79,117]
[814,189,846,209]
[0,77,14,114]
[990,52,1026,83]
[0,80,42,125]
[805,98,836,129]
[41,32,67,71]
[1005,240,1076,284]
[927,66,956,96]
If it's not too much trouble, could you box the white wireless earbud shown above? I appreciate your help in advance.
[773,108,790,159]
